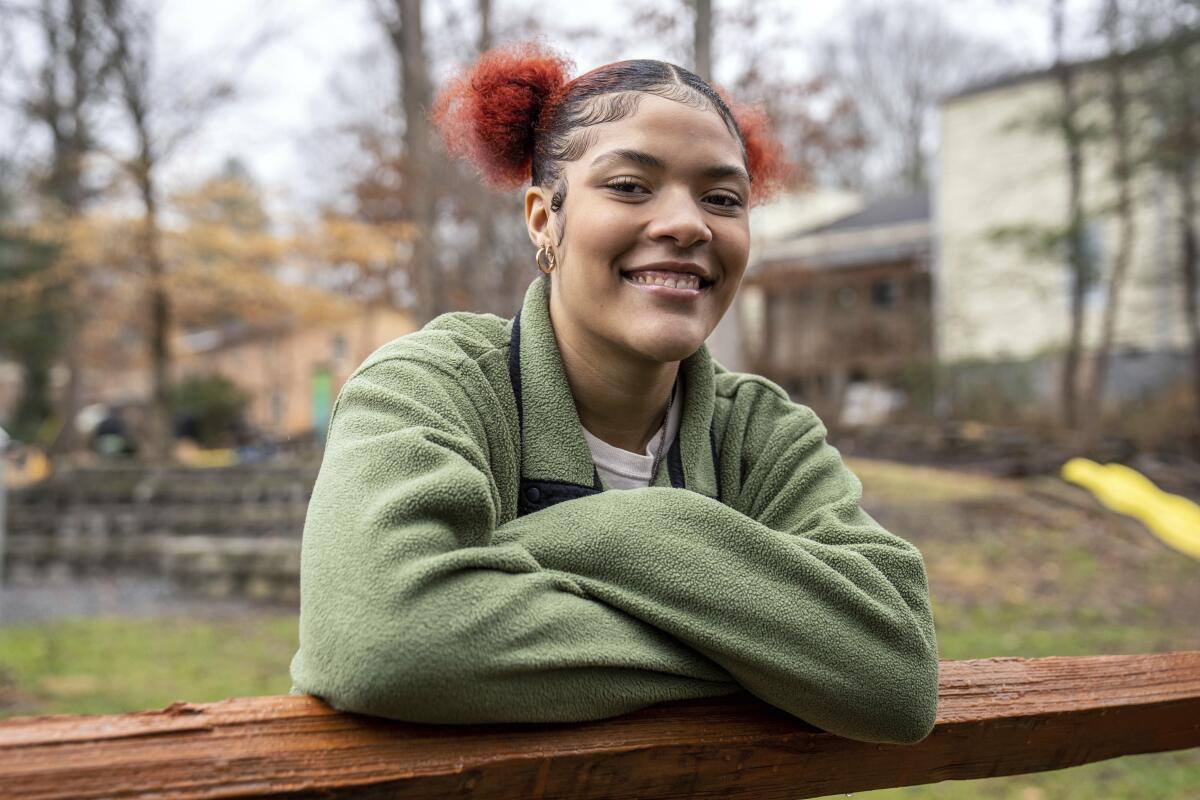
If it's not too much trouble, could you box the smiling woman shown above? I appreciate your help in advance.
[287,43,941,745]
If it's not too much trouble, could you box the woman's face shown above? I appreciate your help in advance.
[525,92,752,365]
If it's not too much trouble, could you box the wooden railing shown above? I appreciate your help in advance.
[2,652,1198,799]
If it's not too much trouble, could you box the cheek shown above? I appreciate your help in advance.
[715,222,750,277]
[566,203,643,267]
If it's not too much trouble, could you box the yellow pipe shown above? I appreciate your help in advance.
[1061,457,1200,560]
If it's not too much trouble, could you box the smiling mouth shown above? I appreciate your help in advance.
[621,269,713,292]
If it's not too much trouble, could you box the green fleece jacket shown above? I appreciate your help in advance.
[289,276,940,744]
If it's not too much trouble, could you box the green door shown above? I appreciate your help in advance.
[311,367,333,444]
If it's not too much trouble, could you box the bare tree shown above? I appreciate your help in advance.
[1083,0,1139,442]
[819,0,1017,193]
[97,0,262,462]
[99,0,173,463]
[1050,0,1091,432]
[689,0,712,82]
[354,0,551,318]
[615,0,863,191]
[1121,1,1200,434]
[9,0,112,457]
[461,0,521,316]
[378,0,444,322]
[1151,13,1200,433]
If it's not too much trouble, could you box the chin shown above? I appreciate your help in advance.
[626,331,708,364]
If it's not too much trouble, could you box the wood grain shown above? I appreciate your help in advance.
[1,652,1198,799]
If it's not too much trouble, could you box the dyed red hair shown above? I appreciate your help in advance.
[716,91,790,206]
[430,43,571,191]
[430,43,789,206]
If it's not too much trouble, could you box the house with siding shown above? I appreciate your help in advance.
[85,290,415,447]
[936,42,1198,422]
[173,304,415,442]
[738,192,933,423]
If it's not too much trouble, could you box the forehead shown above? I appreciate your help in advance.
[574,93,744,168]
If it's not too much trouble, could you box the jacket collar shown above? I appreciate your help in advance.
[507,277,720,513]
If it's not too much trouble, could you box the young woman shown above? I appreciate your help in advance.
[289,45,939,745]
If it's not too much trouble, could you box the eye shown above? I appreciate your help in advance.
[605,177,650,195]
[703,191,744,209]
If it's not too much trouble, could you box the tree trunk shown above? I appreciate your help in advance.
[473,0,505,315]
[391,0,442,321]
[53,294,85,459]
[1053,0,1087,431]
[1179,162,1200,435]
[476,0,491,52]
[37,0,103,461]
[691,0,713,82]
[1084,0,1137,444]
[904,114,926,190]
[107,0,174,464]
[1159,25,1200,443]
[139,172,173,464]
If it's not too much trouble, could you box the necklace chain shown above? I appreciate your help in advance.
[650,379,677,485]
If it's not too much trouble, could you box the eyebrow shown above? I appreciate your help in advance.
[589,148,751,186]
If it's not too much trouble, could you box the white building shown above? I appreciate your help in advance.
[936,45,1197,416]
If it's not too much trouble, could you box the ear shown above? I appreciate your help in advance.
[524,185,552,247]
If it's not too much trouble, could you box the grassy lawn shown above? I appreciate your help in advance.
[841,458,1200,799]
[0,615,298,718]
[1,457,1197,797]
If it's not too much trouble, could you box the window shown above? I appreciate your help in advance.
[871,280,898,309]
[331,334,348,363]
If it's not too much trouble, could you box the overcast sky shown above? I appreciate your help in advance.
[7,0,1103,221]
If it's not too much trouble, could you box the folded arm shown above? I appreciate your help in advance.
[493,383,939,744]
[290,357,739,725]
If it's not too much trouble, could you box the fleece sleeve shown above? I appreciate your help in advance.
[288,356,742,725]
[491,384,940,744]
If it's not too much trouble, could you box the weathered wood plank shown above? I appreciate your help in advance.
[1,652,1198,799]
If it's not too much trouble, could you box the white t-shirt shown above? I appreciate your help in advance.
[581,380,684,490]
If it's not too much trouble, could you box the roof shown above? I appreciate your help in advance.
[757,239,931,274]
[945,29,1200,104]
[803,192,929,236]
[750,191,931,274]
[176,295,412,355]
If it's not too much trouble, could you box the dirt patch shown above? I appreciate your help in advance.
[851,457,1200,637]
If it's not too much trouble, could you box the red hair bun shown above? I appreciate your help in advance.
[431,43,573,191]
[712,87,789,206]
[732,103,790,206]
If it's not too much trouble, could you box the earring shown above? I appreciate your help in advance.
[535,245,556,274]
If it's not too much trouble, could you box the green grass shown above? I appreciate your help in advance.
[3,610,1195,798]
[2,457,1198,797]
[0,615,297,718]
[851,749,1200,800]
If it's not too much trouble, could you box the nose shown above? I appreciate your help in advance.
[645,187,712,249]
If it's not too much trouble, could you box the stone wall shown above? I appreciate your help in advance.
[3,465,316,603]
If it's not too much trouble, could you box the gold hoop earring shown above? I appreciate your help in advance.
[535,245,556,274]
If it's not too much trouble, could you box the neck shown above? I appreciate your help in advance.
[549,297,678,455]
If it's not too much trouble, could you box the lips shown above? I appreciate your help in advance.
[620,261,714,290]
[619,270,712,301]
[624,270,704,290]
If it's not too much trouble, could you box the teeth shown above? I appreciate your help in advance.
[629,273,702,290]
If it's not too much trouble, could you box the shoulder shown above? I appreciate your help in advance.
[355,310,511,380]
[710,365,833,499]
[709,366,856,517]
[330,310,514,429]
[712,365,825,437]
